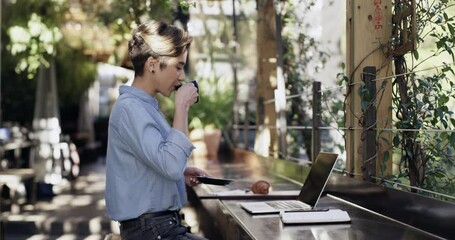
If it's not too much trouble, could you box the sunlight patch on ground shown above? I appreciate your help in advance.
[82,181,105,194]
[97,199,106,209]
[181,206,201,235]
[25,235,48,240]
[84,235,105,240]
[7,214,46,222]
[109,221,120,234]
[43,216,58,232]
[70,195,93,207]
[88,216,102,233]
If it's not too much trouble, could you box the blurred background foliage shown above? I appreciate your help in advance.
[1,0,190,125]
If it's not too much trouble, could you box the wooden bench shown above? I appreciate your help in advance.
[0,168,36,214]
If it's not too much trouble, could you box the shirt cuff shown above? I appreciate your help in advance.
[167,128,195,156]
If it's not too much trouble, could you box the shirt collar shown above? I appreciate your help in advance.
[119,85,159,109]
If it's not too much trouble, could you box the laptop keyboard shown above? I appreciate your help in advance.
[266,201,311,210]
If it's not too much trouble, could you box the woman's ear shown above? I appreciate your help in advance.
[147,57,158,73]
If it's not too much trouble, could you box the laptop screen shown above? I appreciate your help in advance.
[297,152,338,207]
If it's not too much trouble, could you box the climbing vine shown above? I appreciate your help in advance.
[391,0,455,200]
[335,0,455,201]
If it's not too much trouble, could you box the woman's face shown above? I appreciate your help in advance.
[154,50,188,97]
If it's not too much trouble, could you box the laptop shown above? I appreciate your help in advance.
[240,152,338,214]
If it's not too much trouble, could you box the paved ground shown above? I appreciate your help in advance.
[2,158,203,240]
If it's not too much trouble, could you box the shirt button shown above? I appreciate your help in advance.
[169,221,173,224]
[157,236,161,239]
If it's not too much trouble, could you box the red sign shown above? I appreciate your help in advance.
[374,0,383,29]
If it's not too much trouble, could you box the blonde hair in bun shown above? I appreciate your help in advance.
[128,20,192,76]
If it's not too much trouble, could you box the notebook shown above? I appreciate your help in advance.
[239,152,338,214]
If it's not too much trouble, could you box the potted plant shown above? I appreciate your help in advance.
[188,82,233,160]
[158,78,233,160]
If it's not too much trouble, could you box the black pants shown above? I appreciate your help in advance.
[119,211,207,240]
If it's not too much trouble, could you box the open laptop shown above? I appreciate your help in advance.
[240,152,338,214]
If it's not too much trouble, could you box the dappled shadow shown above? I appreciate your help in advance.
[4,159,119,238]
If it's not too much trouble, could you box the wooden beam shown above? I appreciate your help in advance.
[232,0,240,147]
[312,81,321,162]
[255,0,279,157]
[346,0,393,178]
[273,0,287,157]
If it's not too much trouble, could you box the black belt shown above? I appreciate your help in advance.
[120,210,178,229]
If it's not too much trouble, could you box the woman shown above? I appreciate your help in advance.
[105,20,208,240]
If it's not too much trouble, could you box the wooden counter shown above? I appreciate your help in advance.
[187,149,451,240]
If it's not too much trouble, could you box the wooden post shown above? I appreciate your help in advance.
[346,0,393,178]
[363,66,377,182]
[244,101,249,150]
[273,0,287,157]
[312,81,321,162]
[231,0,240,148]
[256,0,279,156]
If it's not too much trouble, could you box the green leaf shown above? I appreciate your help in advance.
[438,95,449,106]
[433,171,446,178]
[413,50,419,60]
[448,24,455,36]
[393,135,400,147]
[441,131,449,140]
[383,151,390,162]
[361,100,368,112]
[451,133,455,143]
[436,40,443,49]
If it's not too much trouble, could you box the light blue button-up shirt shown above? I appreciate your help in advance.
[105,85,195,221]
